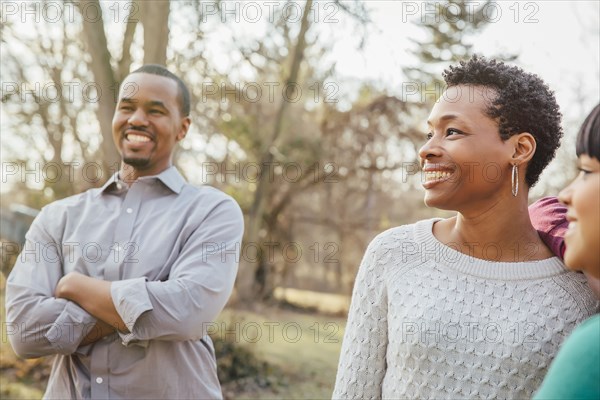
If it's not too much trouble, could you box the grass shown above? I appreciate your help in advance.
[218,307,346,399]
[0,273,346,399]
[0,376,44,400]
[273,287,350,315]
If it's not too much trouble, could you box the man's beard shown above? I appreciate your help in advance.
[123,156,151,169]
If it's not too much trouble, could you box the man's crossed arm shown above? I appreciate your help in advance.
[5,197,244,358]
[55,272,128,344]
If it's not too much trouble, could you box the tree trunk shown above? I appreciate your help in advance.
[236,0,314,303]
[141,1,170,65]
[77,0,120,176]
[117,0,139,82]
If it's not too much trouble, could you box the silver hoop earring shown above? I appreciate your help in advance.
[511,164,519,197]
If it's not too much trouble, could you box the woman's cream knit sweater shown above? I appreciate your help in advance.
[332,219,599,399]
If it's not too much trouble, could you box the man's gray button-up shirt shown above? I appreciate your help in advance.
[5,166,244,399]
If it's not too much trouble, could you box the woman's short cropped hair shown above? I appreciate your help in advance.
[443,55,563,187]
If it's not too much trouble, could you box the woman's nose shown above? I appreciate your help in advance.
[418,136,442,161]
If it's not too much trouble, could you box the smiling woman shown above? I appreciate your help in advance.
[332,56,599,399]
[534,104,600,399]
[558,105,600,278]
[420,84,530,218]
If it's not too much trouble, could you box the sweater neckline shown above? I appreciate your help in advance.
[413,218,567,280]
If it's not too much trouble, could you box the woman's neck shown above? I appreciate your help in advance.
[433,195,554,262]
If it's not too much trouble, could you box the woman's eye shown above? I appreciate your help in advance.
[577,167,592,176]
[446,128,461,136]
[426,132,433,140]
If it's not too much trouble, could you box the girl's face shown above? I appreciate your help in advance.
[558,154,600,278]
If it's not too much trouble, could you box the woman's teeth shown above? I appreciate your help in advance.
[425,171,452,182]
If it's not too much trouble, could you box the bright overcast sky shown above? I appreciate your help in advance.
[331,1,599,124]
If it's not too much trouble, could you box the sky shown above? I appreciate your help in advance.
[332,1,599,124]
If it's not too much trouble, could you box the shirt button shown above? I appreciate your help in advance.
[116,183,122,190]
[96,377,103,384]
[126,208,133,214]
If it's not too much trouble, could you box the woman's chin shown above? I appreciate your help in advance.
[563,245,588,273]
[423,195,453,210]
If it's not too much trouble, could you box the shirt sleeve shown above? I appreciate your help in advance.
[332,234,388,400]
[110,197,244,345]
[5,207,97,359]
[529,196,568,259]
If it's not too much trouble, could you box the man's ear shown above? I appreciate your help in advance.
[176,117,191,142]
[508,132,536,165]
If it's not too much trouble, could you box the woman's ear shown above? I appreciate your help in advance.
[509,132,536,165]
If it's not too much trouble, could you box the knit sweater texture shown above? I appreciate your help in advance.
[332,218,599,400]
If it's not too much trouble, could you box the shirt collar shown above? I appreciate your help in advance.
[98,166,186,196]
[152,166,186,194]
[98,172,121,195]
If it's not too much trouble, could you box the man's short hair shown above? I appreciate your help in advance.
[442,55,563,187]
[130,64,191,117]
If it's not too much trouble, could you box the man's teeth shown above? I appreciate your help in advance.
[425,171,452,181]
[127,134,150,143]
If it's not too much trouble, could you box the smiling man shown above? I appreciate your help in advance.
[114,68,190,180]
[5,65,244,399]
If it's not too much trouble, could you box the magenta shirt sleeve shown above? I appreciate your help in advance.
[529,196,568,259]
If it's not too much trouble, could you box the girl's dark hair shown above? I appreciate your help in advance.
[443,55,563,187]
[576,104,600,161]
